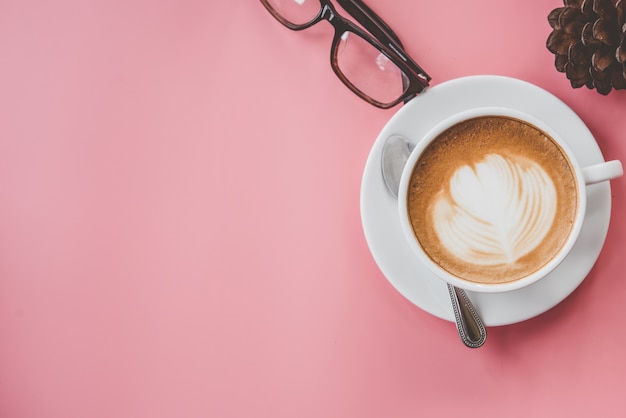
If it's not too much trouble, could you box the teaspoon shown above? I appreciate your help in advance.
[381,134,487,348]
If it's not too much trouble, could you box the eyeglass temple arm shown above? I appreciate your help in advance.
[336,0,431,84]
[336,0,401,44]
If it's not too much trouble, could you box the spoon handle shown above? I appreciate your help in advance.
[447,284,487,348]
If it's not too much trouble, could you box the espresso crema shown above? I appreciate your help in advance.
[407,116,579,284]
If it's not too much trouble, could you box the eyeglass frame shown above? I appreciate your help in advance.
[260,0,431,109]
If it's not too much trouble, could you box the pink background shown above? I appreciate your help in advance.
[1,1,625,417]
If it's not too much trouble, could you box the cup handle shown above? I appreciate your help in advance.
[582,160,623,185]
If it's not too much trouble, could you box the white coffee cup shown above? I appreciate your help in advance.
[398,107,623,293]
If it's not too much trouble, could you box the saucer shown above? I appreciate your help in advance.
[360,75,612,326]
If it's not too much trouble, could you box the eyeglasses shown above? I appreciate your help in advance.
[260,0,431,109]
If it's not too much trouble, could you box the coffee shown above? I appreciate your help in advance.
[406,116,579,285]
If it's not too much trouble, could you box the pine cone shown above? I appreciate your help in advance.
[546,0,626,95]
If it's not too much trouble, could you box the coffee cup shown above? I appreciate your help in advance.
[397,107,623,293]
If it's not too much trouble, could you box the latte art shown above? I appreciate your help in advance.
[406,116,579,285]
[432,154,557,266]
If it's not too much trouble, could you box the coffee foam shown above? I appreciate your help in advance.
[407,116,578,284]
[433,153,558,266]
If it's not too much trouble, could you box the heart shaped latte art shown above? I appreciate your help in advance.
[432,154,557,266]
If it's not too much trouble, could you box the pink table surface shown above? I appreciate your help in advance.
[1,1,625,417]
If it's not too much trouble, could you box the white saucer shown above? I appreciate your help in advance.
[360,75,612,326]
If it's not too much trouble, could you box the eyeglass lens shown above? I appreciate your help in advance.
[335,32,409,105]
[264,0,410,106]
[264,0,320,26]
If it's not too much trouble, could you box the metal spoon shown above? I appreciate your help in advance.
[381,134,487,348]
